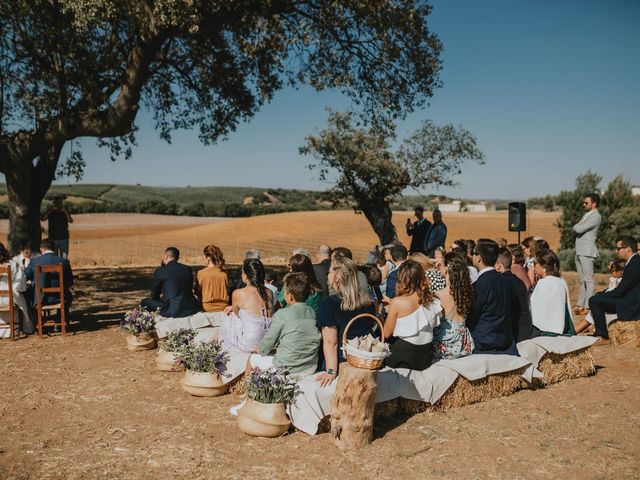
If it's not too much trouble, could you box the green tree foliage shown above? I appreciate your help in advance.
[300,111,484,244]
[0,0,444,252]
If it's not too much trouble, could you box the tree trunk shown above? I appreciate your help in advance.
[4,143,62,254]
[361,200,397,245]
[330,362,378,450]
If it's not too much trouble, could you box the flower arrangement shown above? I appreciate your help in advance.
[161,329,197,355]
[245,367,300,405]
[177,340,229,376]
[120,306,156,336]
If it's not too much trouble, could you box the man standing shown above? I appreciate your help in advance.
[405,206,431,255]
[141,247,198,318]
[589,236,640,344]
[573,193,602,315]
[423,209,447,258]
[41,196,73,259]
[313,245,332,297]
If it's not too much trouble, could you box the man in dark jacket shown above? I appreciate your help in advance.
[467,239,518,355]
[496,247,539,342]
[589,235,640,343]
[424,210,447,258]
[405,207,431,255]
[141,247,198,318]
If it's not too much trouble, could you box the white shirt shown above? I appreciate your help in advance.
[393,300,441,345]
[477,266,495,278]
[531,276,571,334]
[468,266,479,284]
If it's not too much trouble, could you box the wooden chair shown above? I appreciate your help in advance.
[35,264,67,337]
[0,265,16,341]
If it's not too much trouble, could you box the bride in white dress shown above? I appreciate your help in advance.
[1,243,33,337]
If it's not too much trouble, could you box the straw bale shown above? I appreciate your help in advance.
[608,320,640,347]
[535,348,596,386]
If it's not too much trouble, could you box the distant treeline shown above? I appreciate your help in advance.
[0,182,534,219]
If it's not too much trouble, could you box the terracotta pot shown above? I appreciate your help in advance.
[181,370,227,397]
[156,349,183,372]
[237,398,291,437]
[126,332,157,352]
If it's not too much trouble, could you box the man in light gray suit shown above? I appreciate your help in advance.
[573,193,602,314]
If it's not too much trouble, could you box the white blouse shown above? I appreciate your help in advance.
[393,300,442,345]
[530,276,572,334]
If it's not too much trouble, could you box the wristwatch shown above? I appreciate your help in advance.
[326,368,337,376]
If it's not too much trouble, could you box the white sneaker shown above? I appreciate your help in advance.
[229,400,246,416]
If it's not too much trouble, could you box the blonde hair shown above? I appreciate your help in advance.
[330,258,371,311]
[409,252,436,271]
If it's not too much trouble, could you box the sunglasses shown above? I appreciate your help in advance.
[615,246,628,251]
[583,202,589,205]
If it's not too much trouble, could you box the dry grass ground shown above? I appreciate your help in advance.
[1,210,560,267]
[0,267,638,479]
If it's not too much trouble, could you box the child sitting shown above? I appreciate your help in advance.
[248,272,321,376]
[574,259,625,334]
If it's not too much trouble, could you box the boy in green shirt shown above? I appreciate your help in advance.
[248,272,321,375]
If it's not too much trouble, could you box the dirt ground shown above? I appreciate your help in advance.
[1,268,638,480]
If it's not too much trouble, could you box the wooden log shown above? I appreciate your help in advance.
[330,362,378,450]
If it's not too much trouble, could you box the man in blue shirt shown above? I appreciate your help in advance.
[424,210,447,258]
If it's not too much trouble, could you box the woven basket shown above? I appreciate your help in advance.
[342,313,386,370]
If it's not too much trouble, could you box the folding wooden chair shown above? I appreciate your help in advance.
[0,265,16,341]
[35,264,66,337]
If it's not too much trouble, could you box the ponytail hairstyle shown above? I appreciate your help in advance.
[203,244,225,269]
[535,250,561,277]
[396,260,433,307]
[443,252,474,318]
[242,258,270,307]
[288,253,322,294]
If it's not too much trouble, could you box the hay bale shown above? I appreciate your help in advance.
[536,348,596,386]
[608,320,640,347]
[375,369,527,419]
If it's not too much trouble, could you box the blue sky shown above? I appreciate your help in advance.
[6,0,640,199]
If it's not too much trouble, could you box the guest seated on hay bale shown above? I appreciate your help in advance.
[495,247,539,342]
[450,239,479,283]
[433,252,475,359]
[575,258,625,334]
[364,265,383,308]
[530,250,575,336]
[316,258,376,387]
[385,245,408,299]
[195,244,229,313]
[409,252,446,294]
[313,245,332,297]
[588,235,640,344]
[247,272,320,376]
[377,246,394,295]
[383,260,441,370]
[141,247,197,318]
[508,243,532,292]
[264,269,279,310]
[330,247,370,296]
[277,254,323,316]
[467,239,518,355]
[218,258,273,352]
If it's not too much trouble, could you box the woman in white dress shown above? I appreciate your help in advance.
[0,243,33,337]
[530,250,575,335]
[218,258,273,352]
[383,260,441,370]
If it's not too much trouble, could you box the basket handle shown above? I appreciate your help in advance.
[342,313,385,348]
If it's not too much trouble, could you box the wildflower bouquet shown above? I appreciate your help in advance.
[161,329,197,355]
[120,306,156,336]
[177,341,229,376]
[245,367,300,405]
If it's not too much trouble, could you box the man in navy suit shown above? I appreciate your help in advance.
[24,238,74,329]
[467,239,518,355]
[589,235,640,343]
[141,247,198,318]
[385,245,408,299]
[405,206,431,255]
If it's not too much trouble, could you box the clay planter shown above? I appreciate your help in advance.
[156,349,184,372]
[126,332,157,352]
[181,370,227,397]
[237,398,291,437]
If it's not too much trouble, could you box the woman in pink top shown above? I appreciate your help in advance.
[509,244,532,291]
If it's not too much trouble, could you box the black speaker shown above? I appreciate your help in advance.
[508,202,526,231]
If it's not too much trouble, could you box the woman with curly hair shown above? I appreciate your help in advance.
[433,252,475,360]
[383,260,441,370]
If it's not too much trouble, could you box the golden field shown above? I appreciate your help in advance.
[1,209,560,267]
